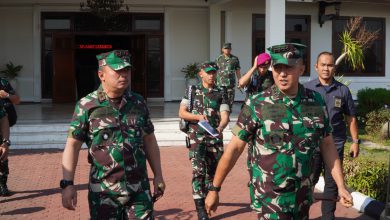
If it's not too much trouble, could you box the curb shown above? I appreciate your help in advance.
[315,176,385,219]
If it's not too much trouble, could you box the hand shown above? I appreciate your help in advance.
[205,191,219,217]
[153,176,165,202]
[338,187,353,208]
[62,185,77,210]
[0,90,9,99]
[197,115,207,122]
[349,143,359,158]
[0,144,9,162]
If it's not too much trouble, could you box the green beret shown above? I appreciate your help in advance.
[267,43,306,66]
[96,50,131,71]
[200,61,218,73]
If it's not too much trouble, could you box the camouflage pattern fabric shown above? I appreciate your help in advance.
[190,142,223,199]
[232,84,332,218]
[245,71,274,99]
[226,88,235,110]
[181,84,229,199]
[0,78,16,96]
[215,54,240,89]
[68,85,154,219]
[0,101,8,181]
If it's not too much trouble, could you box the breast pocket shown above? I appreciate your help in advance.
[263,123,290,152]
[89,123,119,167]
[301,106,325,149]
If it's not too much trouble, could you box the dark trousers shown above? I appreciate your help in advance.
[312,142,344,220]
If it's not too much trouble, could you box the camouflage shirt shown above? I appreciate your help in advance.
[181,84,229,144]
[215,54,240,89]
[232,84,332,214]
[68,85,154,196]
[0,78,13,119]
[245,70,274,98]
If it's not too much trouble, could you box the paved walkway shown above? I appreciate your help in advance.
[0,148,374,220]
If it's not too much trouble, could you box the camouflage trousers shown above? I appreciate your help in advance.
[189,141,223,199]
[88,190,154,220]
[226,88,235,110]
[256,203,310,220]
[0,160,9,180]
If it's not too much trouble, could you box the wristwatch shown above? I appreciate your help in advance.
[208,183,221,192]
[352,139,361,144]
[2,139,11,147]
[60,179,74,189]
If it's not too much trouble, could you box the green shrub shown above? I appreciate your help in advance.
[364,108,390,136]
[343,153,389,202]
[356,88,390,119]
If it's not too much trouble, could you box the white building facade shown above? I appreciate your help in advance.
[0,0,389,102]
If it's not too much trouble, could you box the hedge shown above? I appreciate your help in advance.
[356,88,390,119]
[343,153,389,203]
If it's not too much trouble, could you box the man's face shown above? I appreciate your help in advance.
[315,54,335,82]
[99,66,131,93]
[272,61,305,96]
[222,48,231,56]
[257,64,270,75]
[199,69,217,86]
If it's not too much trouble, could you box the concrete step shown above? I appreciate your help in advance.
[10,119,236,149]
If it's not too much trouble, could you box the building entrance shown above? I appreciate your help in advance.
[74,35,142,99]
[52,34,146,102]
[42,12,164,102]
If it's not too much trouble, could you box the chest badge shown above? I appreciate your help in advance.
[334,98,342,108]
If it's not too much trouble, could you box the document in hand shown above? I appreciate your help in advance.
[198,121,219,137]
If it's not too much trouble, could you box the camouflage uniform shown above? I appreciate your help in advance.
[215,54,240,108]
[68,85,155,219]
[244,70,274,100]
[181,84,229,199]
[0,78,15,196]
[232,84,332,220]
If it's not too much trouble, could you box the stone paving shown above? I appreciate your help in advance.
[0,147,375,220]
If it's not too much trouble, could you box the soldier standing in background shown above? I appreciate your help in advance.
[61,50,165,219]
[205,43,353,220]
[179,61,230,220]
[238,52,274,101]
[215,43,241,110]
[0,77,20,196]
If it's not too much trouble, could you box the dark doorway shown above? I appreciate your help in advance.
[74,35,146,100]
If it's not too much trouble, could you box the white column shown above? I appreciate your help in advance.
[209,4,221,60]
[164,7,171,101]
[265,0,285,48]
[33,5,41,102]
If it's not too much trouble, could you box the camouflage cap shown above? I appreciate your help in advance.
[222,43,232,49]
[267,43,306,66]
[200,61,218,73]
[96,50,131,71]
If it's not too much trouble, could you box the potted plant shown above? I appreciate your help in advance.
[0,61,22,91]
[181,62,200,86]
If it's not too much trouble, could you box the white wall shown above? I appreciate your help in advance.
[0,7,35,101]
[164,7,210,101]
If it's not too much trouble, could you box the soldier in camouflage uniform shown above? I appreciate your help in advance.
[0,105,10,197]
[238,52,274,101]
[215,43,241,109]
[0,78,20,196]
[205,43,353,220]
[61,50,165,219]
[179,61,230,220]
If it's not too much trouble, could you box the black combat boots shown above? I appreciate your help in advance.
[194,198,209,220]
[0,176,10,197]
